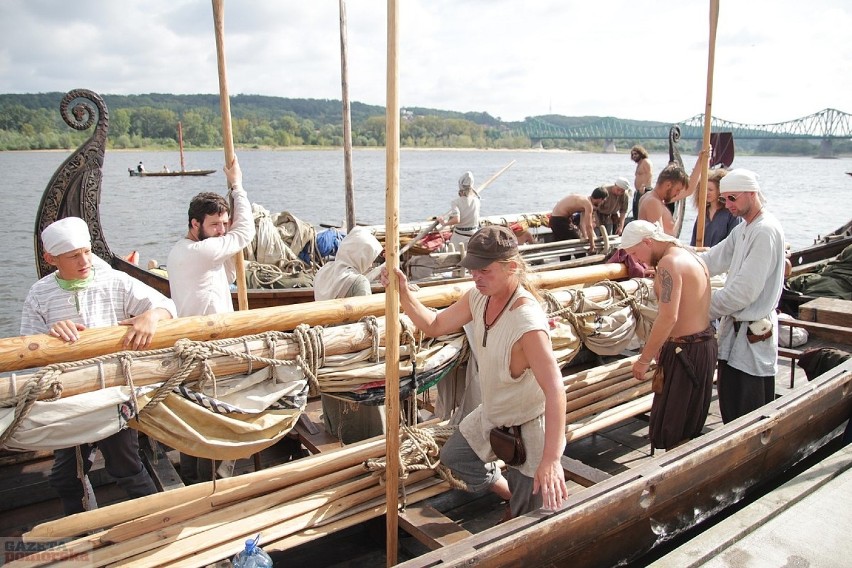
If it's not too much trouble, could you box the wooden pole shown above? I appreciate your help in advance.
[385,0,401,563]
[696,0,720,248]
[177,121,186,172]
[339,0,356,231]
[212,0,249,311]
[0,264,629,373]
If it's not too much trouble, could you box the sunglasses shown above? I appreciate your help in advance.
[724,193,743,203]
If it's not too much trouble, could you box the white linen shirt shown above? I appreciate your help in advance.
[699,210,785,376]
[20,256,176,335]
[166,186,255,317]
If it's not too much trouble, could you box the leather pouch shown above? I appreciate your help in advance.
[651,365,665,395]
[490,425,526,466]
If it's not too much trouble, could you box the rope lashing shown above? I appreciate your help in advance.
[363,424,468,492]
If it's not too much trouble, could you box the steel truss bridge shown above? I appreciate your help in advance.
[519,108,852,144]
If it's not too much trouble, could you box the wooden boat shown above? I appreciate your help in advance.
[128,168,216,177]
[127,122,215,177]
[779,218,852,316]
[35,89,620,310]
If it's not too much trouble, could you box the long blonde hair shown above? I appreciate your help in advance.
[693,168,728,210]
[498,254,543,304]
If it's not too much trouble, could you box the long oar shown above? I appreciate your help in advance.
[212,0,248,310]
[695,0,720,248]
[401,158,517,256]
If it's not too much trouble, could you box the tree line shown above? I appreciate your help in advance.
[0,92,846,155]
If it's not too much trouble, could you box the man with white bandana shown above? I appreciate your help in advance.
[21,216,176,515]
[438,171,481,247]
[698,169,785,423]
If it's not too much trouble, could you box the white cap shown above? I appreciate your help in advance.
[42,217,91,256]
[720,168,761,193]
[619,220,679,249]
[614,177,631,191]
[458,171,474,191]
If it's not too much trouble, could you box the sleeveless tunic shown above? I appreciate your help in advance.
[459,286,550,478]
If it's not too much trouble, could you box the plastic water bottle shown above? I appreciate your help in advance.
[231,534,273,568]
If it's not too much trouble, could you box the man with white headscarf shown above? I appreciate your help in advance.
[21,216,176,515]
[438,171,481,247]
[313,227,386,442]
[620,220,717,449]
[698,169,785,423]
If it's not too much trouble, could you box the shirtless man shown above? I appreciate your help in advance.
[550,188,607,253]
[630,145,653,220]
[638,151,711,236]
[620,220,718,450]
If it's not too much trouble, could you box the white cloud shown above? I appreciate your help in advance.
[0,0,849,124]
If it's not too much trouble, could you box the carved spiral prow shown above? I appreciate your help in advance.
[34,89,112,278]
[667,125,683,169]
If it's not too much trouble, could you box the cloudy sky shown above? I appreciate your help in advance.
[1,0,849,125]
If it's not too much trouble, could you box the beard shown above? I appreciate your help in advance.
[198,225,212,241]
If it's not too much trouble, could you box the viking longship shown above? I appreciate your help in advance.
[5,88,851,567]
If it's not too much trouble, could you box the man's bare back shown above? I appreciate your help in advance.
[552,194,592,218]
[638,191,675,235]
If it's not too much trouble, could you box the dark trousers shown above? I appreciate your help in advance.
[50,428,157,515]
[716,360,775,424]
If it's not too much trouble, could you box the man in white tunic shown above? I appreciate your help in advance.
[699,169,785,423]
[438,171,482,247]
[167,156,255,482]
[167,156,255,317]
[21,217,176,515]
[383,226,568,519]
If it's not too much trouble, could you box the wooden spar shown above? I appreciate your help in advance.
[396,159,517,257]
[212,0,248,311]
[385,0,402,563]
[696,0,720,248]
[1,277,642,400]
[177,121,186,172]
[0,263,628,373]
[339,0,356,231]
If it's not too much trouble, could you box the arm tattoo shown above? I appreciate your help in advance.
[658,268,673,303]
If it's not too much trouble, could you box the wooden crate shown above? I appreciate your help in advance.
[798,297,852,327]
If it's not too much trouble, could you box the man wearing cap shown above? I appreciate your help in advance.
[381,225,568,519]
[594,177,630,236]
[438,171,481,247]
[698,168,785,423]
[620,220,717,449]
[21,216,176,515]
[550,187,607,253]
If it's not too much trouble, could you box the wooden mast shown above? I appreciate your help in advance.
[385,0,401,562]
[212,0,249,311]
[339,0,356,232]
[178,121,186,172]
[696,0,720,248]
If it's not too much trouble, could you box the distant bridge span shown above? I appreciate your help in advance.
[520,108,852,142]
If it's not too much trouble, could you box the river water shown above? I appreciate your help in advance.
[1,148,850,338]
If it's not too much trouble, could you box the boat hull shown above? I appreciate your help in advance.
[399,358,852,568]
[128,169,215,176]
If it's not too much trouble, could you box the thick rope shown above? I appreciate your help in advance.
[363,424,468,491]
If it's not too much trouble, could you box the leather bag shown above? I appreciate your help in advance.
[489,425,526,466]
